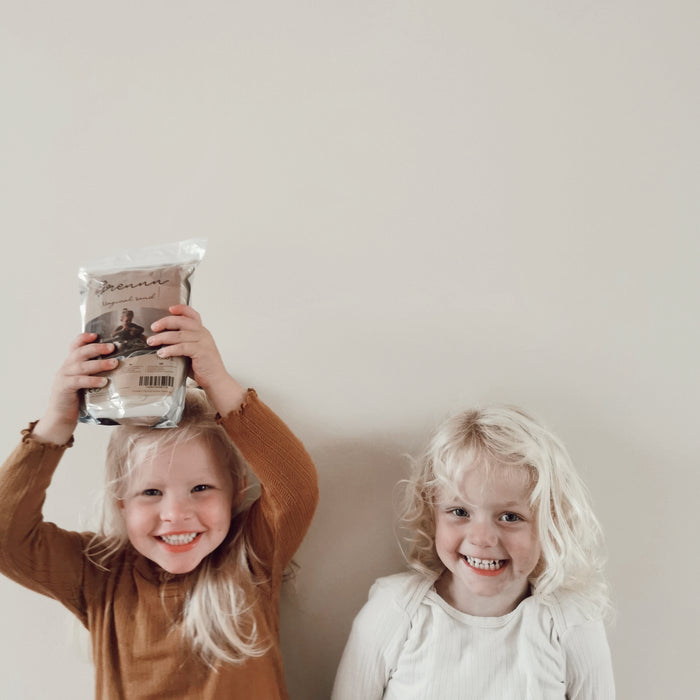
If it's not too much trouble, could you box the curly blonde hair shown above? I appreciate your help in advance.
[86,386,269,666]
[399,404,610,618]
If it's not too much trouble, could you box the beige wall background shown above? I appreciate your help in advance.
[1,2,698,698]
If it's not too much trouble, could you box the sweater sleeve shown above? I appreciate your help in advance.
[562,618,616,700]
[332,576,416,700]
[218,390,319,578]
[0,426,90,625]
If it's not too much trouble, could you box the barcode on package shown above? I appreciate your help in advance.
[139,376,175,388]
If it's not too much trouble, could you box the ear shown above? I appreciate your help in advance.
[117,499,125,512]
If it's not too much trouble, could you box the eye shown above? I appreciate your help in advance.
[499,512,522,523]
[142,488,162,497]
[448,507,469,518]
[192,484,212,493]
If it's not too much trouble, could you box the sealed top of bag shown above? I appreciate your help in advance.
[79,238,207,276]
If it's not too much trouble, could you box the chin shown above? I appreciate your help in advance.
[158,557,203,575]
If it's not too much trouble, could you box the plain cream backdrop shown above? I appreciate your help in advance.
[1,2,697,698]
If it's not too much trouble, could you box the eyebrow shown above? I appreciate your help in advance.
[501,500,529,508]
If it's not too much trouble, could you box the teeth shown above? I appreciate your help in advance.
[160,533,198,545]
[465,555,505,571]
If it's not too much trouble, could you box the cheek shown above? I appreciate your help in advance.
[526,544,542,572]
[120,504,152,536]
[514,533,541,573]
[209,495,234,529]
[222,502,234,530]
[433,519,456,551]
[214,508,232,534]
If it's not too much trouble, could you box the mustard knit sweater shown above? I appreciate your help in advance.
[0,390,319,699]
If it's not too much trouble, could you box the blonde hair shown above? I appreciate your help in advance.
[399,405,610,618]
[86,386,269,666]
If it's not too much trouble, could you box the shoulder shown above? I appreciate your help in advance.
[345,571,434,655]
[367,570,435,617]
[333,571,434,699]
[531,592,612,664]
[512,591,605,647]
[543,594,616,697]
[543,591,603,635]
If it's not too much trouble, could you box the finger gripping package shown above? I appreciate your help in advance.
[78,238,206,428]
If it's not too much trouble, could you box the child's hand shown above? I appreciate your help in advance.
[148,305,245,415]
[33,333,117,444]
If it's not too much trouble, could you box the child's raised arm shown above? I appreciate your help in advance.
[148,305,318,576]
[0,333,116,621]
[146,304,245,415]
[33,334,117,445]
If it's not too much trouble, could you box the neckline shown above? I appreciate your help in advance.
[132,551,192,586]
[426,585,532,626]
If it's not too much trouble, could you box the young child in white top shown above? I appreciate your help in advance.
[332,404,615,699]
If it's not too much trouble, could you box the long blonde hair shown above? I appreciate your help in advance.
[86,386,269,665]
[399,404,611,619]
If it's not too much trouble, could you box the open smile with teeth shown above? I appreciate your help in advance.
[159,533,200,546]
[462,554,507,571]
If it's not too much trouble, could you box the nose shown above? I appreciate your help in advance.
[159,493,192,523]
[467,518,498,548]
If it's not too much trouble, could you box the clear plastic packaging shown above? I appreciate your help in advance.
[78,238,207,428]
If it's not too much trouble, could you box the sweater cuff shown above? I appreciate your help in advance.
[21,421,75,449]
[216,388,258,423]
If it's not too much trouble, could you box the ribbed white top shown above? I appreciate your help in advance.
[332,571,614,700]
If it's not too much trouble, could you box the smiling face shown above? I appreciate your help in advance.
[433,462,541,617]
[118,437,235,575]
